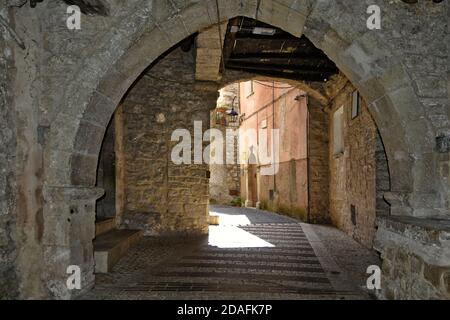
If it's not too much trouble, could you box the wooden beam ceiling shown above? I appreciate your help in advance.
[222,17,338,83]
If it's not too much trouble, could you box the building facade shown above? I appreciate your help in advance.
[238,77,389,249]
[239,80,310,220]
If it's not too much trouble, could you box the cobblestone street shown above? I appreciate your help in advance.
[83,206,380,300]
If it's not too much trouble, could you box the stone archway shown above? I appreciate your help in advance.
[38,1,445,299]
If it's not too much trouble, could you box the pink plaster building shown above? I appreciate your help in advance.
[239,80,309,220]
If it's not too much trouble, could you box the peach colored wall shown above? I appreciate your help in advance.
[239,81,309,219]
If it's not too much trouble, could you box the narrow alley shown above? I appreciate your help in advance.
[84,206,379,300]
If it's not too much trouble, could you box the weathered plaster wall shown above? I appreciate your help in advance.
[119,47,217,236]
[239,81,309,220]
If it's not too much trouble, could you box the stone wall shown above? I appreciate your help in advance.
[328,76,380,249]
[96,120,116,220]
[118,47,217,236]
[210,83,241,205]
[374,216,450,300]
[0,7,18,299]
[308,96,330,224]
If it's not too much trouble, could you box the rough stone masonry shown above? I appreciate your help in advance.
[0,7,18,299]
[0,0,448,300]
[118,47,218,236]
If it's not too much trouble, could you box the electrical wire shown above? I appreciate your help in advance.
[143,74,296,90]
[253,80,294,90]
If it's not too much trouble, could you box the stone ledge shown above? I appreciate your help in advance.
[43,186,105,202]
[374,216,450,299]
[376,215,450,246]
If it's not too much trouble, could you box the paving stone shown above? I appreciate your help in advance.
[82,206,378,299]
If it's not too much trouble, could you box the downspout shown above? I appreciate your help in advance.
[272,81,277,194]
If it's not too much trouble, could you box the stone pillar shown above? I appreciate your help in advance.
[0,7,19,299]
[307,96,330,224]
[42,186,104,299]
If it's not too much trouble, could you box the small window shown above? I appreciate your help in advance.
[351,90,360,119]
[333,106,345,156]
[244,80,254,97]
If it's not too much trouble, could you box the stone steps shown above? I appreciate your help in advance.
[95,217,116,237]
[93,229,143,274]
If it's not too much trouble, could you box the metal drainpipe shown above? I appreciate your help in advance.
[272,81,277,194]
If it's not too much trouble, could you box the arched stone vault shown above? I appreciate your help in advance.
[46,0,440,214]
[37,0,448,299]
